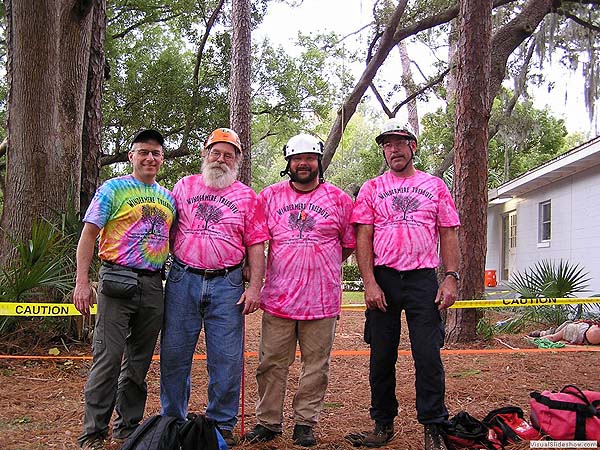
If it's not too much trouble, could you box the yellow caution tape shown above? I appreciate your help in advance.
[1,297,599,316]
[0,302,97,316]
[342,297,600,311]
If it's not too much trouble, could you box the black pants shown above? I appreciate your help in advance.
[365,266,448,425]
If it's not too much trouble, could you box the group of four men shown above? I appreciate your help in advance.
[73,118,460,450]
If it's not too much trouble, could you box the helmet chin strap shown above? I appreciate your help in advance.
[280,156,325,183]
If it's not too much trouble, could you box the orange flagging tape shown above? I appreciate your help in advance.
[1,346,598,361]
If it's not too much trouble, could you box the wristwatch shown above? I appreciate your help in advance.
[444,271,460,281]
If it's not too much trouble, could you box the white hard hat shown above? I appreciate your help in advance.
[283,134,324,159]
[375,118,417,145]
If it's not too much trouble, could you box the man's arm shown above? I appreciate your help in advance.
[355,224,387,312]
[237,242,266,315]
[435,226,459,310]
[73,223,101,316]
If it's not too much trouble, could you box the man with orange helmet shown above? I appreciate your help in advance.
[159,127,269,446]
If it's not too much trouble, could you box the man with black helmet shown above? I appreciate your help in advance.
[351,118,460,449]
[74,129,176,449]
[243,133,355,447]
[159,127,269,446]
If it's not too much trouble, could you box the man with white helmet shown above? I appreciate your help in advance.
[243,133,355,447]
[351,118,460,449]
[159,127,269,446]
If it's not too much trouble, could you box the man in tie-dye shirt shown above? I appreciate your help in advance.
[73,129,176,450]
[243,134,355,447]
[159,128,268,447]
[350,119,460,450]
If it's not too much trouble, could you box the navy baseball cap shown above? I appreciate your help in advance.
[132,129,164,146]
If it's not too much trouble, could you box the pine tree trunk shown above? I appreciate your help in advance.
[445,0,493,343]
[0,0,94,263]
[81,0,106,215]
[229,0,252,186]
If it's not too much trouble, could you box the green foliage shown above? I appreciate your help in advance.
[342,264,361,282]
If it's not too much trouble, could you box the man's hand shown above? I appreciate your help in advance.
[435,276,458,310]
[73,281,95,316]
[237,285,261,315]
[364,281,387,312]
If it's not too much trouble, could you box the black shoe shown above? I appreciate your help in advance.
[364,422,394,448]
[292,424,316,447]
[217,428,239,447]
[243,424,280,443]
[424,424,448,450]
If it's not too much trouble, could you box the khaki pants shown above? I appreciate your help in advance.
[255,313,337,431]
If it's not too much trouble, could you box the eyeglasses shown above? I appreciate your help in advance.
[381,140,411,151]
[209,149,236,161]
[134,149,163,158]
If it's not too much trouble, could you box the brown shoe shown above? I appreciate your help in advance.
[424,424,448,450]
[364,422,394,448]
[217,428,239,447]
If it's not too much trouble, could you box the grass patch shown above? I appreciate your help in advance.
[342,291,364,304]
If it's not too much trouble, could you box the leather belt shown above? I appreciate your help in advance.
[102,261,161,277]
[173,258,243,279]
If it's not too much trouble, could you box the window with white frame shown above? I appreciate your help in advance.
[539,200,551,242]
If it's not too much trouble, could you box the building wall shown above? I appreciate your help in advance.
[486,164,600,295]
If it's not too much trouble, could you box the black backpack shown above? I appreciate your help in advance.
[178,413,221,450]
[120,415,181,450]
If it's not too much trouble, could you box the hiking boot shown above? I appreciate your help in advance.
[218,428,239,447]
[292,424,316,447]
[424,424,448,450]
[243,424,280,443]
[81,437,105,450]
[364,422,394,447]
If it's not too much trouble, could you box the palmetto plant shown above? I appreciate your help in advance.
[495,260,596,333]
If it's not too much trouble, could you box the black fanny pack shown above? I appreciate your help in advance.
[100,264,139,299]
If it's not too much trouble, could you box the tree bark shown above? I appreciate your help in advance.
[1,1,94,263]
[398,42,419,137]
[229,0,252,186]
[445,0,493,343]
[81,0,106,215]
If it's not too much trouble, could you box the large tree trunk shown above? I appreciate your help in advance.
[445,0,493,343]
[1,1,94,263]
[398,42,419,137]
[229,0,252,186]
[81,0,106,215]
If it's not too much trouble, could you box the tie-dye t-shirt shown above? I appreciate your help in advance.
[351,170,460,272]
[259,181,356,320]
[170,175,269,268]
[84,175,176,271]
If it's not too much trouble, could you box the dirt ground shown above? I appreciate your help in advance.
[0,310,599,450]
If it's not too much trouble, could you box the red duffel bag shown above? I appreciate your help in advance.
[529,384,600,440]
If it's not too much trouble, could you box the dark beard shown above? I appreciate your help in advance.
[289,168,318,184]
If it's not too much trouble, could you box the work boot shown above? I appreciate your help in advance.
[217,428,239,447]
[292,424,317,447]
[364,422,394,447]
[81,437,105,450]
[242,424,281,443]
[424,424,448,450]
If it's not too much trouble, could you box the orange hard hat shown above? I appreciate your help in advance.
[204,128,242,153]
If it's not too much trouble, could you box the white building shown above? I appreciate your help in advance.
[486,136,600,295]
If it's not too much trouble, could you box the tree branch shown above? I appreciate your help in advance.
[559,9,600,33]
[193,0,225,86]
[392,67,450,116]
[111,12,184,39]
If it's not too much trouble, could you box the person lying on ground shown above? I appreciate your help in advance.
[528,320,600,345]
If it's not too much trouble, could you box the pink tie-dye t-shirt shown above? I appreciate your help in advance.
[84,175,176,271]
[259,181,356,320]
[351,170,459,271]
[170,175,268,268]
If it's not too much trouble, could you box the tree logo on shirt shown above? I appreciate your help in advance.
[195,203,223,230]
[141,205,168,235]
[288,210,315,239]
[392,195,420,221]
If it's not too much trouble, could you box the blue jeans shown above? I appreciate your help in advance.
[160,261,244,430]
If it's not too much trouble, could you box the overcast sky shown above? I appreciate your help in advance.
[255,0,597,137]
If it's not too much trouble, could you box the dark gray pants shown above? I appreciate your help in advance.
[365,266,448,426]
[78,267,163,446]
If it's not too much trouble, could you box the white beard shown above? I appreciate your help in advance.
[202,159,239,189]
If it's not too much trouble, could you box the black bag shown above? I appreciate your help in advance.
[100,267,138,299]
[179,413,224,450]
[120,415,181,450]
[444,411,494,449]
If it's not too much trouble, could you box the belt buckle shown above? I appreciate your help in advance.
[203,269,219,278]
